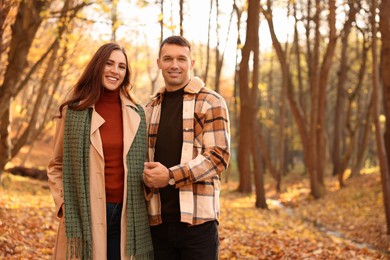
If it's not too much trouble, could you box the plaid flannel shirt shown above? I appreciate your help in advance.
[145,76,230,226]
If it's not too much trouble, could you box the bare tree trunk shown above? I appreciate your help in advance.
[378,0,390,234]
[316,0,336,185]
[351,37,370,177]
[237,0,261,193]
[0,0,49,177]
[229,0,241,184]
[110,0,118,42]
[338,130,356,187]
[247,0,264,206]
[212,0,234,94]
[147,0,164,95]
[332,1,358,177]
[169,1,174,35]
[0,106,11,176]
[160,0,164,42]
[306,0,322,198]
[203,0,213,84]
[146,42,160,95]
[237,106,251,192]
[275,0,295,186]
[214,0,220,92]
[253,124,267,208]
[240,0,266,205]
[258,131,279,190]
[351,109,371,178]
[277,66,286,185]
[0,0,15,67]
[179,0,183,36]
[0,0,49,118]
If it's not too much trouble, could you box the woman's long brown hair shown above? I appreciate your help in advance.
[58,43,133,117]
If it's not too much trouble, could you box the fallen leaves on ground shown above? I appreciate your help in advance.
[277,169,390,256]
[0,170,388,259]
[0,173,57,259]
[219,180,385,259]
[219,168,389,259]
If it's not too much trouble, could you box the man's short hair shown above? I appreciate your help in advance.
[159,35,191,57]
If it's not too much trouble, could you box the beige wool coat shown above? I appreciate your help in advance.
[47,91,145,260]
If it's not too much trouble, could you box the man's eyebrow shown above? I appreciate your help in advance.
[162,55,187,58]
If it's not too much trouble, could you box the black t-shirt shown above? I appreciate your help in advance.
[154,87,184,223]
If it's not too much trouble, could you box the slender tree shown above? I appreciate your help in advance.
[228,0,242,184]
[179,0,183,36]
[315,0,337,185]
[378,0,390,234]
[351,32,371,177]
[203,0,213,84]
[332,0,358,180]
[237,0,267,210]
[214,0,234,94]
[110,0,118,42]
[237,0,252,192]
[0,0,50,177]
[0,0,15,70]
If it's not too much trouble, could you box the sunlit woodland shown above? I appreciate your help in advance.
[1,0,390,258]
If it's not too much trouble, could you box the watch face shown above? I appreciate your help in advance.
[168,178,175,185]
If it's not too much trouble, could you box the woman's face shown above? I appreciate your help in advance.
[102,50,127,91]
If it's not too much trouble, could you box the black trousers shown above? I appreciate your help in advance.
[150,220,219,260]
[106,202,122,260]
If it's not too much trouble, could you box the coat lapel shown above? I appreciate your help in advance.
[123,105,140,156]
[89,90,140,159]
[90,108,105,159]
[120,91,140,156]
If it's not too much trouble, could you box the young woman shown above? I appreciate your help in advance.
[47,43,153,260]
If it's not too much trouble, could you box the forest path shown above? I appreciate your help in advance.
[270,198,390,257]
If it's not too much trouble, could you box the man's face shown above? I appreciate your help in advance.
[157,43,195,91]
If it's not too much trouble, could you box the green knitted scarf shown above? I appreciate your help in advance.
[63,105,153,259]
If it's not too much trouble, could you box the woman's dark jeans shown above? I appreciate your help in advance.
[106,202,122,260]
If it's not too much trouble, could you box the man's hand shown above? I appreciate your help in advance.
[143,162,170,188]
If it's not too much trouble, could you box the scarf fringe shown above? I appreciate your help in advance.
[66,238,92,260]
[125,250,154,260]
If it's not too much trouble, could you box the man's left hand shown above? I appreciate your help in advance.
[143,162,170,188]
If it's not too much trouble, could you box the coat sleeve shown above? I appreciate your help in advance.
[170,95,231,188]
[142,103,155,201]
[47,111,66,218]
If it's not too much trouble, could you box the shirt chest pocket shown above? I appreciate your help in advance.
[193,112,205,148]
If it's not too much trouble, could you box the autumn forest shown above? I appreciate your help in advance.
[1,0,390,259]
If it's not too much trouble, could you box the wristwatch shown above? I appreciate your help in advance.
[168,169,175,186]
